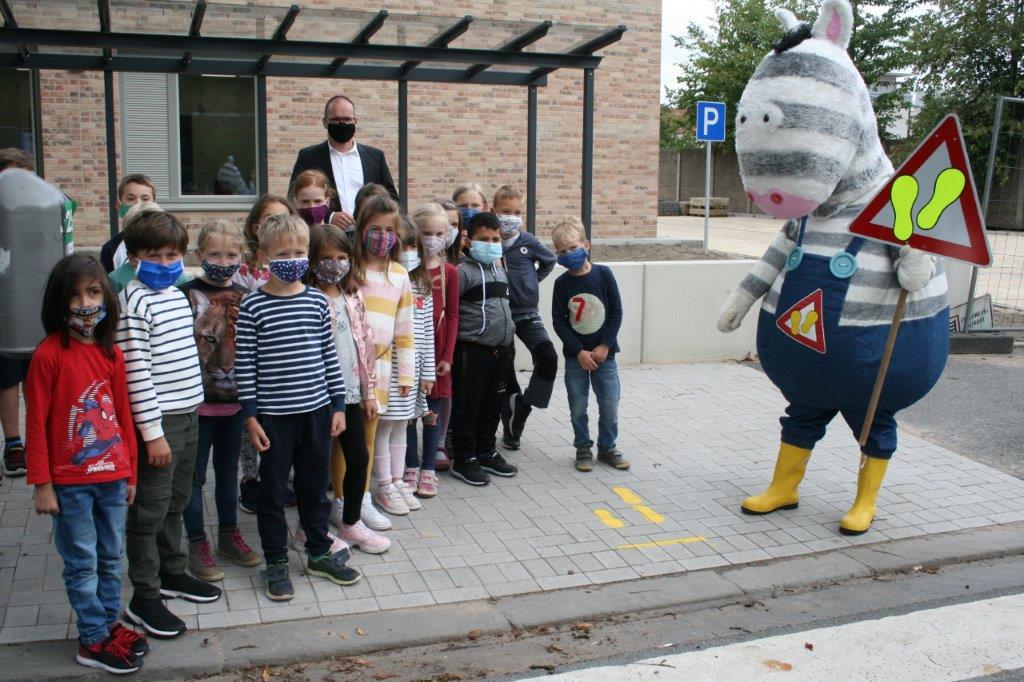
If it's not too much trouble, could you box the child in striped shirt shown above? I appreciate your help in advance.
[115,211,221,640]
[235,214,358,601]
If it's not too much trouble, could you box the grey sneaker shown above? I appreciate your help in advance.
[597,447,630,470]
[188,540,224,582]
[575,446,594,472]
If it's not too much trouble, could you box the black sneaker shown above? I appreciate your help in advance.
[307,551,361,586]
[575,446,594,472]
[451,458,491,486]
[262,562,294,601]
[76,635,141,674]
[479,450,518,477]
[110,623,150,658]
[124,595,185,639]
[501,424,521,451]
[159,571,222,603]
[597,447,631,470]
[239,479,258,514]
[3,444,26,476]
[509,394,532,440]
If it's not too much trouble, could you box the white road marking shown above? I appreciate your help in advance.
[543,593,1024,681]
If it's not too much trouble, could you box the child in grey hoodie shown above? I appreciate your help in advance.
[450,213,517,487]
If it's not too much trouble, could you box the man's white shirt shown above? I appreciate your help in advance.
[328,141,363,217]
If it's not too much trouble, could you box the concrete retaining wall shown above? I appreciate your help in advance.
[514,259,759,369]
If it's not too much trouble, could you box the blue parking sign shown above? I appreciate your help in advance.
[695,101,727,142]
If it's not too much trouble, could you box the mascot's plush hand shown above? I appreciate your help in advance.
[894,245,935,293]
[717,287,756,333]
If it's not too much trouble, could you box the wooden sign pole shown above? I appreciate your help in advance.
[858,288,910,447]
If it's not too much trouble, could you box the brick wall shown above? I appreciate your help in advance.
[37,0,661,248]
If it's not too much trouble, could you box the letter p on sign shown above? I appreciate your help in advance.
[695,101,727,143]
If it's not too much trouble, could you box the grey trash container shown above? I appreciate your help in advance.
[0,168,74,358]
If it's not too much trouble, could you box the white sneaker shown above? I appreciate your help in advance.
[375,482,410,516]
[360,492,392,530]
[330,498,344,530]
[396,479,422,511]
[291,525,349,554]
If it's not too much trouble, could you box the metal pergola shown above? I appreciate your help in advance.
[0,0,625,239]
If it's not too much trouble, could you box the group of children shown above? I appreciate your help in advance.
[20,168,627,674]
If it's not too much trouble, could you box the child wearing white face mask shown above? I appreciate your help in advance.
[492,185,557,452]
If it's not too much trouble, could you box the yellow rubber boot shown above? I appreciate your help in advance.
[839,455,890,535]
[740,443,811,514]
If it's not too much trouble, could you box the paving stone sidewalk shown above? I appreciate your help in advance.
[2,362,1024,644]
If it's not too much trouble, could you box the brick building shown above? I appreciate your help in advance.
[0,0,661,248]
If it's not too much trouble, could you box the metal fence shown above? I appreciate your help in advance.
[967,96,1024,331]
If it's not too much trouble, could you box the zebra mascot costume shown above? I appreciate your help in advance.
[717,0,949,535]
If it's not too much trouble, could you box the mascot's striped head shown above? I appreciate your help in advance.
[736,0,891,219]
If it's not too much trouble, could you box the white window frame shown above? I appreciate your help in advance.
[120,73,260,211]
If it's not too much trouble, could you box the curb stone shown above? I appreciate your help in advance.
[3,521,1022,681]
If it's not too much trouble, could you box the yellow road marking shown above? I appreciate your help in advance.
[612,486,644,505]
[594,509,624,528]
[634,505,665,524]
[616,536,707,550]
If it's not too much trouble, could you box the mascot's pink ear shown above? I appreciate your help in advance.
[812,0,853,49]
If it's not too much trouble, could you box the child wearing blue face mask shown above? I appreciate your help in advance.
[115,211,222,639]
[449,212,518,486]
[235,213,357,601]
[108,203,191,294]
[550,216,629,473]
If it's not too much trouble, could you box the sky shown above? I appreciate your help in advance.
[661,0,717,102]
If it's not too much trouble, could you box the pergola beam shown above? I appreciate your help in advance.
[256,4,300,72]
[182,0,207,68]
[0,0,29,63]
[398,15,472,77]
[464,20,551,81]
[529,24,625,83]
[330,9,387,73]
[0,26,601,70]
[0,52,549,86]
[97,0,111,62]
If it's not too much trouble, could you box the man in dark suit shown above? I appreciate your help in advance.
[290,95,399,229]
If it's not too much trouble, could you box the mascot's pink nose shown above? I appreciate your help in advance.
[747,189,820,219]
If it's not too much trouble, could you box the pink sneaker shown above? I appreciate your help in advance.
[339,520,391,554]
[416,470,438,498]
[291,526,350,554]
[403,468,419,490]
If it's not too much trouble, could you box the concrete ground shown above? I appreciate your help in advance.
[2,362,1024,678]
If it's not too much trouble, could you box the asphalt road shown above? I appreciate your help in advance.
[901,346,1024,479]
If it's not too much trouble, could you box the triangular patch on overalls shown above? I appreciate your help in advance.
[776,289,827,354]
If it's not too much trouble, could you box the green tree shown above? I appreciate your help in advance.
[666,0,917,151]
[660,104,688,150]
[898,0,1024,188]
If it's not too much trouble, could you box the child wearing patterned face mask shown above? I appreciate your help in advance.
[27,254,147,673]
[345,195,415,528]
[178,222,261,583]
[235,214,356,601]
[453,183,487,252]
[300,225,390,555]
[289,170,336,227]
[405,203,459,494]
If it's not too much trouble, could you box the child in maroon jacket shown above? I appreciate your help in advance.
[405,203,459,497]
[25,254,147,674]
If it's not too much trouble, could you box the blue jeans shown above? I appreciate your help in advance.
[564,355,620,451]
[53,480,127,645]
[406,396,451,471]
[183,412,244,542]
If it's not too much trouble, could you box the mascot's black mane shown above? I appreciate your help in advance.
[772,22,813,53]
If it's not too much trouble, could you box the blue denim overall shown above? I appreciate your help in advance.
[756,219,948,459]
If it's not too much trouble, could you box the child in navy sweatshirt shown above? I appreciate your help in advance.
[550,216,630,473]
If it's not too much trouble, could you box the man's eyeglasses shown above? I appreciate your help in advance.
[327,117,356,125]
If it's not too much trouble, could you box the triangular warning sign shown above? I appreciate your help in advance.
[776,289,827,354]
[848,114,991,266]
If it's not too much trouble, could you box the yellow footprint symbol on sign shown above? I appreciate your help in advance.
[890,168,966,241]
[788,309,818,337]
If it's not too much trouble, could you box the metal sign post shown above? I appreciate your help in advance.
[695,101,726,253]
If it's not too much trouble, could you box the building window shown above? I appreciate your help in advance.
[0,69,37,161]
[121,73,258,210]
